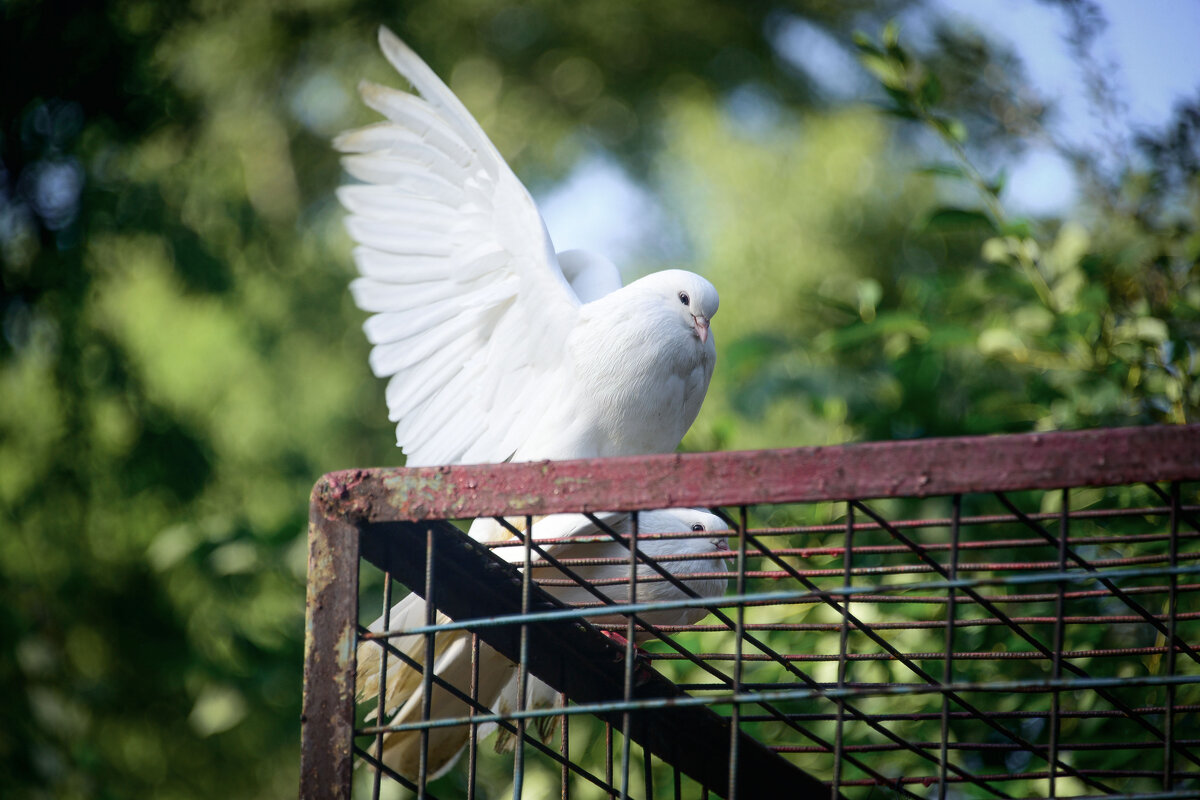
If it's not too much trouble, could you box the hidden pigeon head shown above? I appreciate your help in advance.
[631,269,719,345]
[641,508,730,553]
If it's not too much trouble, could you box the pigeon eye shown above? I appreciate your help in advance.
[690,523,705,531]
[678,291,690,305]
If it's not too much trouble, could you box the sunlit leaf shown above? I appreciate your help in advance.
[932,115,967,143]
[1000,217,1034,238]
[1135,317,1169,343]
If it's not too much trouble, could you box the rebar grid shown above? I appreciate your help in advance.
[301,426,1200,799]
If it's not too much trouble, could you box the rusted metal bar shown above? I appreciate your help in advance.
[355,517,837,800]
[720,505,1200,538]
[300,488,361,800]
[316,425,1200,521]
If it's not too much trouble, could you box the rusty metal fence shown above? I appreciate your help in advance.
[301,426,1200,799]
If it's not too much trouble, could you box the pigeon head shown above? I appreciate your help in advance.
[633,269,719,345]
[643,508,730,554]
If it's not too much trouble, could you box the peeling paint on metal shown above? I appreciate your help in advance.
[307,528,337,597]
[311,426,1200,523]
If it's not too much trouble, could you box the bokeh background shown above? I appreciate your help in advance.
[2,0,1197,797]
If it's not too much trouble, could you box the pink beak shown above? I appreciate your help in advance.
[693,315,709,344]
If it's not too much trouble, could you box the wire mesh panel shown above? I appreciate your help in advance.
[301,426,1200,799]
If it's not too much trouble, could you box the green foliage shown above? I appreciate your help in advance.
[848,26,1199,429]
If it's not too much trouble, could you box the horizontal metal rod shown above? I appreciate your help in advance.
[645,644,1200,662]
[609,610,1200,632]
[798,582,1200,606]
[530,548,1199,582]
[775,739,1200,753]
[383,561,1200,637]
[528,528,1200,567]
[740,504,1200,538]
[738,704,1200,723]
[836,774,1200,790]
[360,672,1200,735]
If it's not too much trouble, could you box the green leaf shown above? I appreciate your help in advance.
[982,236,1014,264]
[860,53,907,91]
[932,115,967,143]
[919,207,998,234]
[1000,218,1034,238]
[882,21,908,66]
[987,168,1008,197]
[918,163,969,180]
[919,72,942,107]
[978,328,1026,357]
[882,20,901,49]
[1135,317,1169,343]
[882,88,918,116]
[852,31,881,55]
[883,106,920,121]
[857,278,883,322]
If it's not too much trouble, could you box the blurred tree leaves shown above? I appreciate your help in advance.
[1,1,1196,798]
[847,24,1199,429]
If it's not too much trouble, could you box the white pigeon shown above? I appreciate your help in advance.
[335,27,718,467]
[356,508,730,780]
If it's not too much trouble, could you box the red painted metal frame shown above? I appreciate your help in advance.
[314,425,1200,522]
[300,425,1200,799]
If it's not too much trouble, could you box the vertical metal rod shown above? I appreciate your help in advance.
[643,741,654,800]
[514,514,534,800]
[605,723,615,800]
[673,766,682,800]
[1048,489,1069,798]
[1164,481,1181,790]
[832,502,854,798]
[371,572,394,800]
[938,495,961,799]
[560,692,570,800]
[467,633,480,800]
[418,527,436,798]
[620,511,639,800]
[728,505,748,800]
[1048,492,1070,775]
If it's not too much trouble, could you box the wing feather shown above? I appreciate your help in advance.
[336,186,456,226]
[345,217,456,257]
[338,27,584,465]
[340,155,462,205]
[350,274,509,314]
[365,315,480,377]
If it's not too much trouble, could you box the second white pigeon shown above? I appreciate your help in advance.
[356,509,730,779]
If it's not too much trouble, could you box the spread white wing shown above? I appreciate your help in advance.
[336,27,582,466]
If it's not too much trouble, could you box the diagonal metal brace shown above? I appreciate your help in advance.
[359,519,837,800]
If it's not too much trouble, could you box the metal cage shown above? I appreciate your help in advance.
[301,425,1200,799]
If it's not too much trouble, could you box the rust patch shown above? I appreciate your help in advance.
[307,524,338,597]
